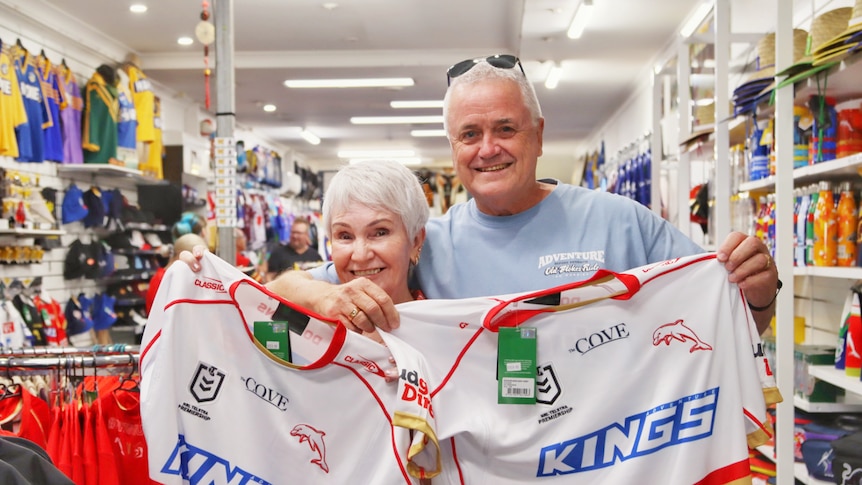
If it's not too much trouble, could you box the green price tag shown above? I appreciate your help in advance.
[254,321,291,362]
[497,327,537,405]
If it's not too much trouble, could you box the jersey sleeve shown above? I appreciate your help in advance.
[736,287,782,448]
[379,331,442,480]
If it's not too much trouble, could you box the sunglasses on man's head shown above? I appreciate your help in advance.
[446,54,526,86]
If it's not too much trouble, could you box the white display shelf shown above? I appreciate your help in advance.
[739,152,862,193]
[793,394,862,413]
[808,365,862,396]
[0,228,65,237]
[793,266,862,280]
[57,164,167,185]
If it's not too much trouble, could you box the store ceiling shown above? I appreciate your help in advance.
[37,0,701,173]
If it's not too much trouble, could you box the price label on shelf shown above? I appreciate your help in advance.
[215,177,236,188]
[214,186,234,197]
[214,166,235,178]
[214,146,236,159]
[215,207,236,218]
[215,197,233,208]
[214,137,234,148]
[214,157,236,168]
[216,217,236,228]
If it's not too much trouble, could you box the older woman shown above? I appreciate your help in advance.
[182,159,429,335]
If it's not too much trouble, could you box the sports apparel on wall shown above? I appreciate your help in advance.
[81,69,118,164]
[392,253,780,484]
[140,253,440,484]
[0,49,27,159]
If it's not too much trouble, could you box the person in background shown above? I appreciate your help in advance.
[263,217,322,282]
[146,232,208,316]
[266,54,780,335]
[171,211,208,245]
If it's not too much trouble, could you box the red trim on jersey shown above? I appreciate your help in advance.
[429,326,487,399]
[637,253,717,286]
[230,278,347,370]
[330,360,413,483]
[692,458,752,484]
[448,437,466,485]
[743,407,773,437]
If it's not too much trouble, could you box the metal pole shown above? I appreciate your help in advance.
[214,0,236,264]
[774,0,795,482]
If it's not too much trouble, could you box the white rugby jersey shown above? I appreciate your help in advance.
[140,253,440,485]
[393,253,780,485]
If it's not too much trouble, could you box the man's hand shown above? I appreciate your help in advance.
[716,231,780,334]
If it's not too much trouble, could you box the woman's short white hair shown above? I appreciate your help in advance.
[322,160,429,241]
[442,60,543,135]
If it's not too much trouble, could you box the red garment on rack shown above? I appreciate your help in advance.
[0,385,53,450]
[98,388,157,485]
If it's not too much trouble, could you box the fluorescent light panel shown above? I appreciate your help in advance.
[390,100,444,109]
[545,65,562,89]
[262,104,277,112]
[350,115,444,125]
[300,129,321,145]
[567,0,594,39]
[284,78,414,88]
[177,37,193,46]
[338,149,416,158]
[680,3,712,38]
[129,4,148,13]
[411,129,447,137]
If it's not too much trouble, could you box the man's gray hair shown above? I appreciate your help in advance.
[442,60,543,136]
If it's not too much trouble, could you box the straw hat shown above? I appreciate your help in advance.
[812,0,862,58]
[753,28,810,99]
[775,7,852,77]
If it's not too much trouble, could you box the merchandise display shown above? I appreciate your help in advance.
[2,1,862,483]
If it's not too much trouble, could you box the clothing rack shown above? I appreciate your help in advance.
[0,345,140,376]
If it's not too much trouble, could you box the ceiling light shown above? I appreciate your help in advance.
[300,129,321,145]
[350,115,444,125]
[262,104,277,112]
[177,37,194,46]
[545,64,562,89]
[349,158,422,166]
[129,4,148,13]
[566,0,594,39]
[284,78,414,88]
[411,129,447,137]
[390,100,444,109]
[680,2,712,38]
[338,149,416,158]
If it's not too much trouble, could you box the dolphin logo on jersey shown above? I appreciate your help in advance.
[652,319,713,353]
[536,363,561,405]
[291,424,329,473]
[189,362,226,403]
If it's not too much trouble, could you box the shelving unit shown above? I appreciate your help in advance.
[662,2,862,483]
[0,228,65,237]
[56,164,168,185]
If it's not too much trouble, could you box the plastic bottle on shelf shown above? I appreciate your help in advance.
[813,180,837,266]
[793,187,803,266]
[766,194,776,258]
[805,184,819,266]
[794,105,812,169]
[755,196,768,246]
[837,181,858,266]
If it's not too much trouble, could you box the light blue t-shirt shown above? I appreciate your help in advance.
[309,182,704,299]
